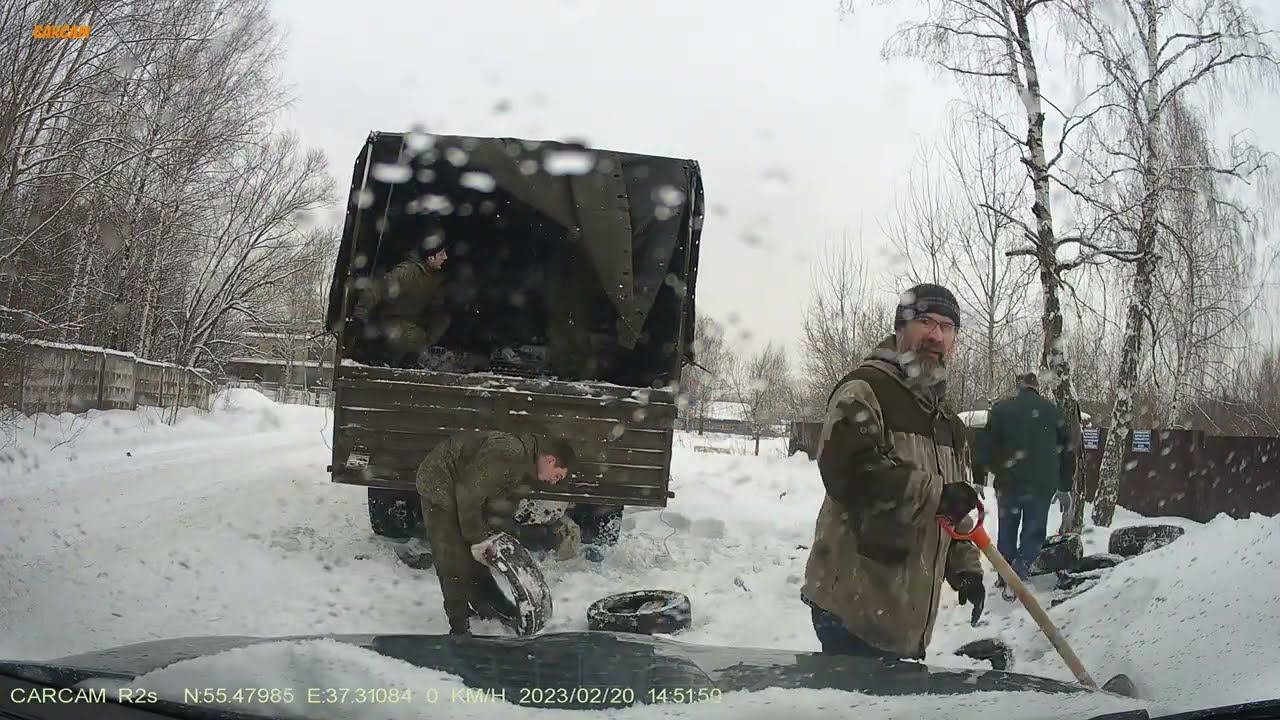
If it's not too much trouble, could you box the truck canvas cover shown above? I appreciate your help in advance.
[325,131,704,506]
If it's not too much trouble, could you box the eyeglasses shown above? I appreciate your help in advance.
[912,316,958,336]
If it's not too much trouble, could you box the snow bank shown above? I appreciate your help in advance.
[84,638,1138,720]
[5,393,1278,716]
[937,501,1280,713]
[994,513,1280,711]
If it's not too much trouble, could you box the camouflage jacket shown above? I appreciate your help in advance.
[353,257,446,326]
[416,431,546,545]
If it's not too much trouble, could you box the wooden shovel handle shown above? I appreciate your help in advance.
[938,503,1098,689]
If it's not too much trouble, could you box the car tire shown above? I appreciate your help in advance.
[1030,533,1083,576]
[473,532,553,637]
[954,638,1013,671]
[1074,553,1125,572]
[368,488,424,539]
[587,590,692,635]
[1108,524,1185,557]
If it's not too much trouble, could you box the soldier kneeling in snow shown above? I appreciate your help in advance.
[416,430,578,635]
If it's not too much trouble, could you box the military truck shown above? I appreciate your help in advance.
[324,131,705,546]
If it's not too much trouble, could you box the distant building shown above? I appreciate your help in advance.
[223,320,334,390]
[680,400,784,437]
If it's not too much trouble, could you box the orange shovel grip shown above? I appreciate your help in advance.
[937,499,991,549]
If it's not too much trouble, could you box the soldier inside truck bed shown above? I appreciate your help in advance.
[351,238,452,368]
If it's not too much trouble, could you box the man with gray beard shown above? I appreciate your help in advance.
[801,284,986,660]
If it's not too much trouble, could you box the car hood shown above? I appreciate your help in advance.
[1,630,1095,700]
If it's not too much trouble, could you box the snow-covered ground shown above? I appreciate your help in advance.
[3,390,1278,719]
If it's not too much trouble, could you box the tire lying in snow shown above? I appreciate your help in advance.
[954,638,1013,671]
[1103,673,1141,699]
[1074,553,1125,572]
[1029,533,1083,576]
[587,590,692,635]
[1108,524,1185,557]
[368,488,424,539]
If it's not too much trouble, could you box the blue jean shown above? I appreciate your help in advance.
[801,597,919,661]
[997,491,1052,579]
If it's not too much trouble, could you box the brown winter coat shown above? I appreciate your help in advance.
[802,336,983,658]
[353,257,449,354]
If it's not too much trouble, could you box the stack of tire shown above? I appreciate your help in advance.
[1032,524,1186,606]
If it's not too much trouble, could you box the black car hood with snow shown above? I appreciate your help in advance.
[1,630,1088,703]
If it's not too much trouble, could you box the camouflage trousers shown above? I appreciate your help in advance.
[416,457,498,635]
[417,493,499,634]
[382,313,452,357]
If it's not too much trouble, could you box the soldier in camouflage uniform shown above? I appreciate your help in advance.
[353,243,451,367]
[415,430,578,634]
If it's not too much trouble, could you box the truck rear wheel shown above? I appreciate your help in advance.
[368,488,424,539]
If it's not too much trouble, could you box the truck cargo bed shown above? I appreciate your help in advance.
[331,363,677,507]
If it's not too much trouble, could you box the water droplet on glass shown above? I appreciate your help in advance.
[493,98,513,114]
[417,168,437,183]
[761,167,791,193]
[372,162,412,184]
[423,194,454,214]
[97,221,123,252]
[460,171,497,193]
[354,188,375,209]
[445,147,469,167]
[543,147,596,176]
[654,206,674,221]
[739,230,764,247]
[405,131,434,155]
[519,159,539,175]
[653,185,686,207]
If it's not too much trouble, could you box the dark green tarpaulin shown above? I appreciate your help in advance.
[327,132,703,352]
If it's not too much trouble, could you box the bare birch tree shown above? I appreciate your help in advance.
[174,134,333,366]
[847,0,1114,531]
[800,235,890,414]
[724,342,792,456]
[939,97,1039,403]
[1060,0,1279,525]
[881,145,956,288]
[680,315,729,434]
[0,0,331,383]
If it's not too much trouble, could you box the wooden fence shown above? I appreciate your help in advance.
[1079,427,1280,522]
[785,419,1279,522]
[0,335,213,416]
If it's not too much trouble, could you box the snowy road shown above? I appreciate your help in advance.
[4,389,1279,715]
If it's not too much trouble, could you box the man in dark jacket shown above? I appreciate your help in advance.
[978,372,1076,595]
[416,430,577,634]
[802,283,985,661]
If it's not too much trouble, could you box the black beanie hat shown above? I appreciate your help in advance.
[895,283,962,330]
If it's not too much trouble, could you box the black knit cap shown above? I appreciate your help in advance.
[895,283,962,330]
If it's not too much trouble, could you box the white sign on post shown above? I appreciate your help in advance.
[1082,427,1100,450]
[1132,430,1152,453]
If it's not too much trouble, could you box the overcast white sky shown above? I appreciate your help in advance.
[271,0,1280,356]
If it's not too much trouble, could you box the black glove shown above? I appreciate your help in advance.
[955,572,985,625]
[938,482,980,524]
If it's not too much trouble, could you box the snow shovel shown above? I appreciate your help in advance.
[938,500,1099,689]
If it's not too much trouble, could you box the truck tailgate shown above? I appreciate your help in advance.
[331,363,677,507]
